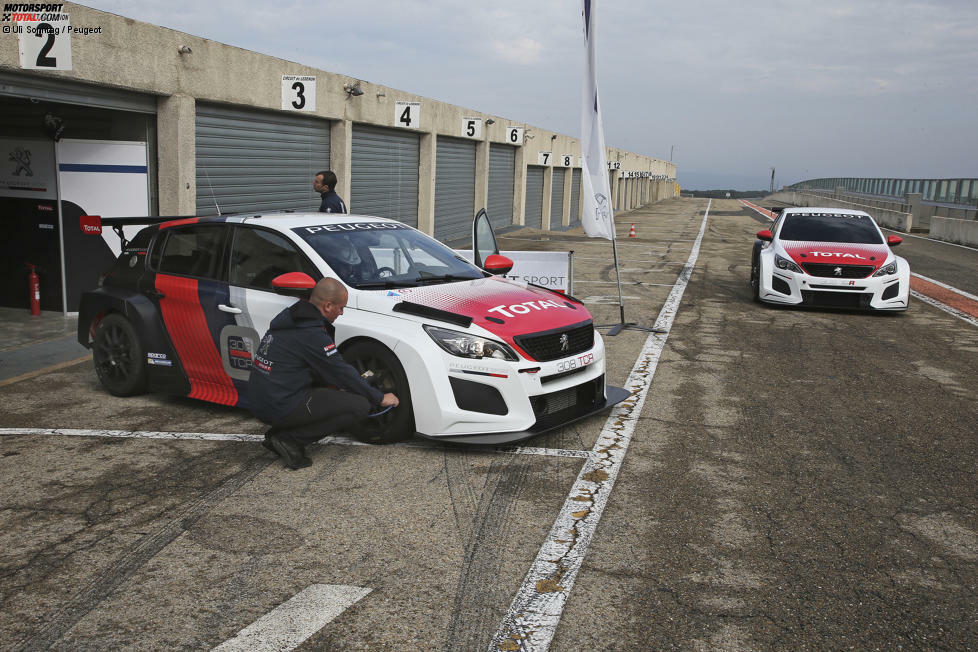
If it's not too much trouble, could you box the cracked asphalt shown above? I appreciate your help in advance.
[1,198,976,650]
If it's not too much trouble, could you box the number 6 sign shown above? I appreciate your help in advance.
[506,127,524,145]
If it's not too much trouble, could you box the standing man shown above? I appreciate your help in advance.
[313,170,347,213]
[248,278,398,469]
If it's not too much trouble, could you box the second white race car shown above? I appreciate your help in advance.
[750,207,910,311]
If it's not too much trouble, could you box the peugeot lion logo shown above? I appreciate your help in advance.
[559,333,570,352]
[834,267,843,276]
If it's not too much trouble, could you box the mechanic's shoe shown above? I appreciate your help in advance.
[262,437,280,458]
[268,435,312,470]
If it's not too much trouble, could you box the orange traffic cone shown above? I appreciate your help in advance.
[628,223,636,238]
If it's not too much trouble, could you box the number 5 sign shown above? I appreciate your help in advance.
[281,76,316,111]
[19,15,72,71]
[461,117,482,139]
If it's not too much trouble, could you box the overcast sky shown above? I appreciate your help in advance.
[80,0,977,191]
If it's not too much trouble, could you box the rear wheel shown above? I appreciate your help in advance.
[342,340,415,444]
[92,313,147,396]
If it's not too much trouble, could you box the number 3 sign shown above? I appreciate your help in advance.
[281,76,316,111]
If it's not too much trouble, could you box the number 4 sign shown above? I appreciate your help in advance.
[395,101,422,129]
[19,15,72,71]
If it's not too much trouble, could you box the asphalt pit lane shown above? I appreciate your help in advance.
[188,515,303,554]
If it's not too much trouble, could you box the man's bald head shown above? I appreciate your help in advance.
[310,278,348,323]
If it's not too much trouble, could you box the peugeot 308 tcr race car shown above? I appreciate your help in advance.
[750,207,910,311]
[78,211,628,445]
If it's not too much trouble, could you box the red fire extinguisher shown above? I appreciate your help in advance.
[26,263,41,316]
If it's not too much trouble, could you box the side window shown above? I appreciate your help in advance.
[229,227,320,290]
[157,226,226,279]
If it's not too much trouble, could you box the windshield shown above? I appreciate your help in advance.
[778,212,883,244]
[293,221,485,289]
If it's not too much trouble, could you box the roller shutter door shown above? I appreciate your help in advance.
[570,169,582,226]
[195,103,329,216]
[434,137,476,244]
[550,168,565,228]
[351,124,419,226]
[488,144,516,225]
[525,166,545,229]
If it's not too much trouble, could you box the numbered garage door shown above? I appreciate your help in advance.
[550,168,566,229]
[195,103,329,216]
[488,144,516,226]
[525,166,545,229]
[570,169,582,227]
[351,124,420,227]
[434,137,476,244]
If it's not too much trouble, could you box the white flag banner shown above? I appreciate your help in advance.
[580,0,615,240]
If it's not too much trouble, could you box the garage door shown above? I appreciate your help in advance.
[550,168,566,229]
[351,124,419,227]
[195,103,329,216]
[434,137,476,244]
[525,166,545,229]
[570,169,581,227]
[488,144,516,226]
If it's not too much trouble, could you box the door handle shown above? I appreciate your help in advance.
[218,304,242,314]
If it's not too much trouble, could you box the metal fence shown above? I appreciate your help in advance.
[787,177,978,206]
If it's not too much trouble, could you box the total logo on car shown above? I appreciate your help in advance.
[749,207,911,311]
[78,210,629,445]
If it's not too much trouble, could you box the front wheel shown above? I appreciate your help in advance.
[342,340,415,444]
[750,258,761,302]
[92,313,147,396]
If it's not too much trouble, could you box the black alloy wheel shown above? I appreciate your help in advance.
[92,313,148,396]
[342,340,415,443]
[750,250,761,303]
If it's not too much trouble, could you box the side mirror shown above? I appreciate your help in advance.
[756,229,774,242]
[472,208,500,268]
[887,235,902,247]
[483,254,514,276]
[272,272,316,297]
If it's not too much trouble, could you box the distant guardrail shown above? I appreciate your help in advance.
[787,177,978,207]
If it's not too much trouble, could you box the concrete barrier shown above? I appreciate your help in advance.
[766,191,913,232]
[930,217,978,247]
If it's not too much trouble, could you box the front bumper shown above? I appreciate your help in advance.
[416,382,631,445]
[758,259,910,311]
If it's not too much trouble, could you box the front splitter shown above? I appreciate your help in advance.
[416,385,632,446]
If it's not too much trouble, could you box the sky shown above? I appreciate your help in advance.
[79,0,978,191]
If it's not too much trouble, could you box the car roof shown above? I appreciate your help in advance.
[189,212,402,230]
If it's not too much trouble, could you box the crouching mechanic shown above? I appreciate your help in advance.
[248,278,399,469]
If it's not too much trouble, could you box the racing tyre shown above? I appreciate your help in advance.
[342,340,415,444]
[92,313,147,396]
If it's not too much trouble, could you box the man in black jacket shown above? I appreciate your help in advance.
[313,170,347,214]
[248,278,398,468]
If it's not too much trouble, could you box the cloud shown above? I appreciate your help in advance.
[492,37,545,65]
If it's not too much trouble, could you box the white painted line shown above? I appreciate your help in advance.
[912,273,978,303]
[212,584,371,652]
[489,200,713,652]
[575,280,676,287]
[0,428,589,460]
[911,291,978,328]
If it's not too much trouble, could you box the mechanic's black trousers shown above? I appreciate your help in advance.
[268,388,370,445]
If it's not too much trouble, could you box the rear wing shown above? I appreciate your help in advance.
[79,215,211,250]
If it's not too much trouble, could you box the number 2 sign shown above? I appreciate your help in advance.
[18,16,72,71]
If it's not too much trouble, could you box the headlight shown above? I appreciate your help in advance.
[872,261,898,277]
[775,254,803,273]
[423,325,519,361]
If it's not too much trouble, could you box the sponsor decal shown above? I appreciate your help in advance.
[811,252,868,259]
[834,267,842,276]
[299,222,409,235]
[146,352,172,367]
[220,325,261,381]
[386,290,402,298]
[253,355,273,372]
[559,333,570,352]
[324,343,337,357]
[79,214,101,233]
[486,299,569,319]
[258,333,273,356]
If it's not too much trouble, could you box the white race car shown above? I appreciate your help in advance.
[750,207,910,311]
[79,210,629,445]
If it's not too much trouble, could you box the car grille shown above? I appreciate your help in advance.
[531,374,604,420]
[514,320,594,362]
[801,290,871,308]
[800,263,874,278]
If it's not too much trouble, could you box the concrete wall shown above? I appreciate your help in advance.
[767,190,914,232]
[930,218,978,248]
[0,3,677,231]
